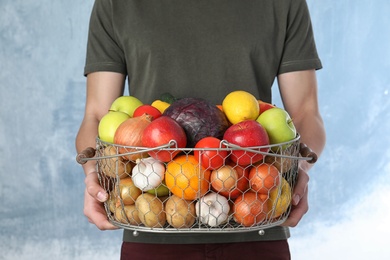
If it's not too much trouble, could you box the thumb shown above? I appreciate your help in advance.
[292,167,309,206]
[84,171,108,202]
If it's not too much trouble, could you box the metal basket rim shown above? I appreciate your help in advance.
[94,134,304,160]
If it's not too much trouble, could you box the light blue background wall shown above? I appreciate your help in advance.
[1,0,389,259]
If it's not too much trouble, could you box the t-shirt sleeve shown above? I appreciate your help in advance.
[84,0,127,76]
[278,0,322,74]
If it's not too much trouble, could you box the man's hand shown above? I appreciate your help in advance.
[76,72,126,230]
[83,172,118,230]
[282,162,310,227]
[277,70,326,227]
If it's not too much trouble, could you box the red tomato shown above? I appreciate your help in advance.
[194,137,228,170]
[133,105,162,120]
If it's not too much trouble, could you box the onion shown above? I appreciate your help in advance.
[233,191,268,227]
[116,177,142,205]
[210,165,238,194]
[114,114,152,161]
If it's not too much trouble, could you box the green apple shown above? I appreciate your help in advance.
[146,182,170,197]
[256,107,296,150]
[98,111,129,143]
[110,96,143,117]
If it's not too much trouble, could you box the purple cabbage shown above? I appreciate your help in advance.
[163,97,229,147]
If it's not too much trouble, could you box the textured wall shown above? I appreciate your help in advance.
[1,0,389,259]
[0,1,123,259]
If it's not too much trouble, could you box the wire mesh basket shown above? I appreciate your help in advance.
[77,135,316,234]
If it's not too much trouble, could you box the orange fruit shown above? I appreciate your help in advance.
[222,90,260,124]
[165,155,211,200]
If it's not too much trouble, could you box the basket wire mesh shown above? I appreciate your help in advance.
[78,135,315,234]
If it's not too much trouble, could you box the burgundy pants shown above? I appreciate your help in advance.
[121,240,290,260]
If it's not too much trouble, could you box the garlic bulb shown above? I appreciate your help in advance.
[132,157,165,191]
[195,192,230,227]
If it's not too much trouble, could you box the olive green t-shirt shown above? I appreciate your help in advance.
[84,0,321,244]
[84,0,322,105]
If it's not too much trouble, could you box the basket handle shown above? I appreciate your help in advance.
[76,147,96,165]
[299,143,317,164]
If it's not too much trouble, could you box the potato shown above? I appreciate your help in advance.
[100,146,133,179]
[264,153,294,173]
[135,193,166,228]
[165,195,196,228]
[114,205,141,225]
[107,192,117,213]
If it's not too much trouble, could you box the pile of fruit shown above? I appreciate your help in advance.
[97,90,299,229]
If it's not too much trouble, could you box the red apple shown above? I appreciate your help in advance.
[141,116,187,162]
[133,104,162,120]
[258,100,275,115]
[223,120,269,166]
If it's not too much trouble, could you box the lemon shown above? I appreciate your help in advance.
[222,90,260,124]
[151,100,170,113]
[267,178,292,218]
